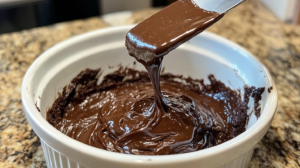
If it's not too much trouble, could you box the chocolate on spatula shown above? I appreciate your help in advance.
[125,0,224,63]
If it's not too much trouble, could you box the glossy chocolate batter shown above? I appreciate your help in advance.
[47,67,264,155]
[47,0,265,155]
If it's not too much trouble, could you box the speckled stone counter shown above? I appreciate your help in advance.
[0,0,299,167]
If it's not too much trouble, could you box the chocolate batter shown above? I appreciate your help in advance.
[47,0,265,155]
[47,67,264,155]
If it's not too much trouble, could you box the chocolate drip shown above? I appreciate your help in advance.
[144,57,169,112]
[121,0,227,154]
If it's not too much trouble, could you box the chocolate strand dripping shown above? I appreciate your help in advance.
[144,57,168,112]
[125,0,225,115]
[123,0,227,154]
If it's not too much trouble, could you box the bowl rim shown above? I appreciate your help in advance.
[21,25,278,165]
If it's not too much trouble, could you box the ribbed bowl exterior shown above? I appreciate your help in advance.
[40,138,254,168]
[41,139,88,168]
[218,149,254,168]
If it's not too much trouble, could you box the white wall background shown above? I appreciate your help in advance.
[260,0,299,22]
[101,0,151,14]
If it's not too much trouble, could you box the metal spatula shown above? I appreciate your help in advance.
[193,0,246,14]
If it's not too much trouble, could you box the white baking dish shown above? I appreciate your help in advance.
[21,26,277,168]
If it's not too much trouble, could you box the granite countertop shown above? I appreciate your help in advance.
[0,0,299,167]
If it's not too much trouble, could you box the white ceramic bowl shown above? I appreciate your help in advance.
[22,26,277,168]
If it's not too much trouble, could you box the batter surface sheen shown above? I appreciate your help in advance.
[47,68,264,155]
